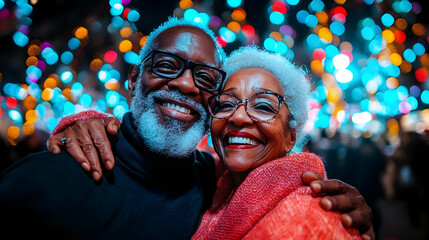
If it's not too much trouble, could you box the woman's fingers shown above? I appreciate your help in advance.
[61,128,91,172]
[106,117,121,135]
[71,120,107,181]
[46,133,64,154]
[87,119,115,170]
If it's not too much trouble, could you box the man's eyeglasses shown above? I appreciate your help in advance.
[140,49,226,92]
[208,91,294,122]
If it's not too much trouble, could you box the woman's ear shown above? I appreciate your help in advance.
[128,64,140,97]
[286,127,297,153]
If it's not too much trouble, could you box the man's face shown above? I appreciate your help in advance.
[130,26,221,158]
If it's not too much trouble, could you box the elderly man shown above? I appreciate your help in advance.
[0,17,373,239]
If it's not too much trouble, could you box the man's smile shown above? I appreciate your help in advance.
[161,102,191,114]
[156,97,198,122]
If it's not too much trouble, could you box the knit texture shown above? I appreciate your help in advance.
[192,152,361,240]
[50,110,110,136]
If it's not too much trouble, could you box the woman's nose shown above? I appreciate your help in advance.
[228,104,254,126]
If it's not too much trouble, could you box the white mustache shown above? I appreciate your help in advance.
[149,89,206,117]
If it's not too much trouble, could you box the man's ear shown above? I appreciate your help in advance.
[128,64,140,97]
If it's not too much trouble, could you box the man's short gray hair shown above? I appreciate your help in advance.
[222,46,310,148]
[139,16,226,65]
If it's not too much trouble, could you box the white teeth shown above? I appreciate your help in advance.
[228,136,257,146]
[162,102,191,114]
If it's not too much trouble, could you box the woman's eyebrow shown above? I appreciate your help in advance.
[255,87,273,92]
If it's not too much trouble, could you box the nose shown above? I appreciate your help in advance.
[228,104,254,126]
[167,69,200,96]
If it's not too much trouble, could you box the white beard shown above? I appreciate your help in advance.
[130,82,210,158]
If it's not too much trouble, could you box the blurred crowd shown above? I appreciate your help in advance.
[305,128,429,239]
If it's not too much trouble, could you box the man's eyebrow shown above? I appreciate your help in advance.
[201,62,218,68]
[166,50,219,68]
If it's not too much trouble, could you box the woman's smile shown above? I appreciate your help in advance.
[224,131,260,149]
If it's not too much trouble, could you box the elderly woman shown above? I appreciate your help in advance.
[190,46,360,239]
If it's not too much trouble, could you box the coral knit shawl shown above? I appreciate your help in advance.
[192,152,361,240]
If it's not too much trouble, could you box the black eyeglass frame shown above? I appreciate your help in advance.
[140,49,226,92]
[208,91,295,122]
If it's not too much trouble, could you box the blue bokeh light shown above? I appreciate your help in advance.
[61,51,74,64]
[63,101,75,116]
[296,10,309,24]
[13,31,29,47]
[110,3,124,16]
[68,38,80,50]
[111,16,124,28]
[264,37,277,52]
[106,91,120,107]
[286,0,300,5]
[325,45,340,59]
[304,14,318,28]
[124,51,140,65]
[413,43,425,56]
[270,11,285,25]
[47,117,59,131]
[403,49,416,63]
[309,0,324,12]
[407,96,418,110]
[9,110,23,123]
[127,10,140,22]
[219,27,236,43]
[369,37,383,54]
[381,13,394,27]
[330,21,345,36]
[60,71,73,84]
[361,27,375,40]
[42,47,59,65]
[306,34,322,49]
[79,93,92,108]
[71,82,84,97]
[227,0,241,8]
[421,90,429,104]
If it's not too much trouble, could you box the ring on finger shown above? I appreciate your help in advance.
[61,137,72,145]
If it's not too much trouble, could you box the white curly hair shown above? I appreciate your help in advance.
[138,16,226,65]
[222,46,311,149]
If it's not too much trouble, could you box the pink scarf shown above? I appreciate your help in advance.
[192,152,361,239]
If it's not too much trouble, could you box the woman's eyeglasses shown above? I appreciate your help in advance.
[208,91,294,122]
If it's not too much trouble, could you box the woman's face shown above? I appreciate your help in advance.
[211,68,296,173]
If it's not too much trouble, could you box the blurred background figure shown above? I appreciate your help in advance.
[380,130,429,240]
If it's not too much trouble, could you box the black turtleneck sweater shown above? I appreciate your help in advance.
[0,112,216,240]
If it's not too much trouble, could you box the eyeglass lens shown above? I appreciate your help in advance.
[210,93,281,121]
[151,51,223,91]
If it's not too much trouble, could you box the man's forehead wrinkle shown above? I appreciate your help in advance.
[151,26,222,64]
[154,28,219,67]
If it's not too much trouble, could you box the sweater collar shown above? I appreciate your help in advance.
[112,112,196,183]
